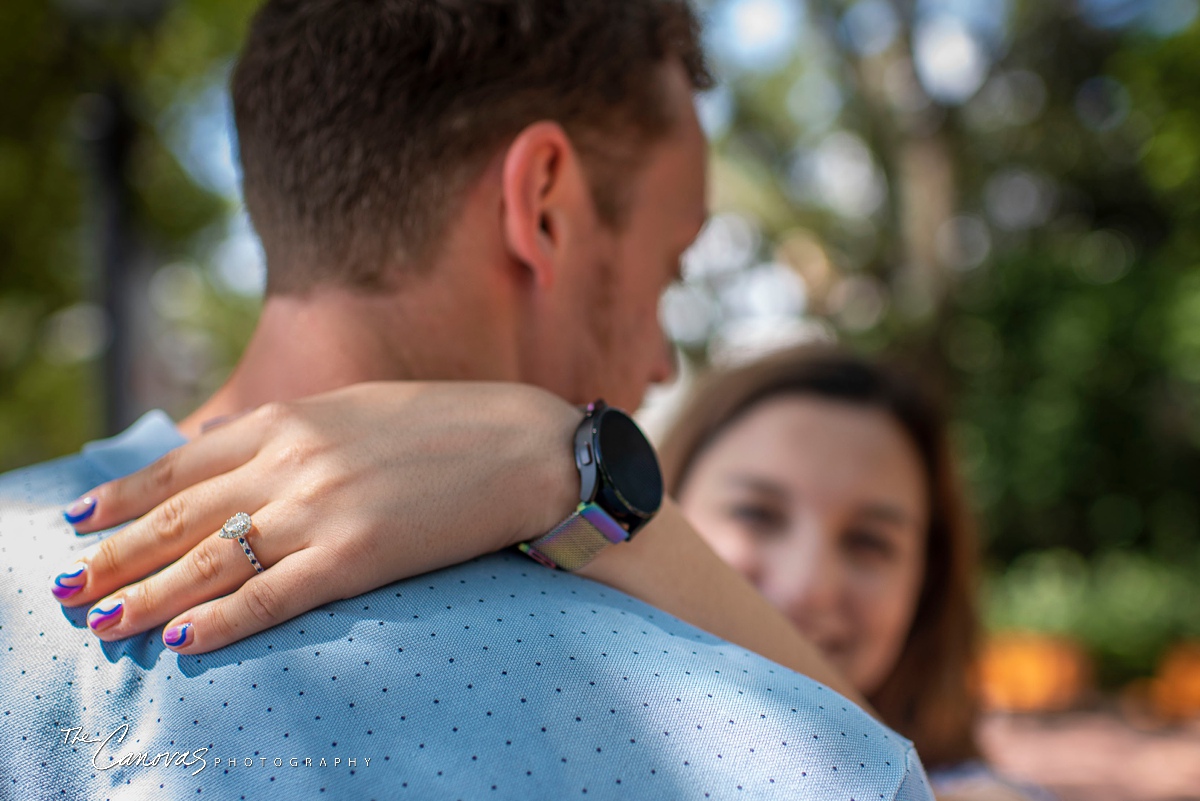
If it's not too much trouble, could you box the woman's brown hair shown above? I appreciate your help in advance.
[658,345,981,769]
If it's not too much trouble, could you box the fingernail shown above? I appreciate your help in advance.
[163,622,193,649]
[87,599,124,631]
[63,496,97,526]
[51,562,88,601]
[200,408,252,434]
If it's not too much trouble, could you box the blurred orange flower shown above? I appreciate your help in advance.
[978,632,1092,713]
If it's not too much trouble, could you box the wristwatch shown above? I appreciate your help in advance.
[517,399,663,571]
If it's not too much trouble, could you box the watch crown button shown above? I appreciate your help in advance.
[578,443,594,466]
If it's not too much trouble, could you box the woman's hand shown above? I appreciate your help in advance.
[50,380,866,705]
[54,382,580,653]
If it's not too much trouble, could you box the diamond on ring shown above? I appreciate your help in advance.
[220,512,264,573]
[221,512,252,539]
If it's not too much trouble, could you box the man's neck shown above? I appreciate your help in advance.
[177,281,515,439]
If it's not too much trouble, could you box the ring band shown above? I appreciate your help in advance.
[220,512,265,574]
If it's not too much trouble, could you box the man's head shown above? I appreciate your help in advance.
[232,0,711,409]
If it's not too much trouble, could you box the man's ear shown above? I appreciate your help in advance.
[501,121,591,289]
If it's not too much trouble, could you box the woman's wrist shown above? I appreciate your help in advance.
[503,386,584,548]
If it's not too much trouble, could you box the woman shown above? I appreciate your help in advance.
[659,346,1045,799]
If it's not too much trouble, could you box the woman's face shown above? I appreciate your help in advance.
[677,396,929,695]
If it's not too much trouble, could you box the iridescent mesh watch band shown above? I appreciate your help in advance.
[517,502,630,571]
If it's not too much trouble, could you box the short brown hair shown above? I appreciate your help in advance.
[232,0,711,295]
[659,346,983,769]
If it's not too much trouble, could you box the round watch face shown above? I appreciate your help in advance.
[594,408,663,517]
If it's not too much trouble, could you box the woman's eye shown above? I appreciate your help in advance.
[844,530,897,559]
[728,504,786,535]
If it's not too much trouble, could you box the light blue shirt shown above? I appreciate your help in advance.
[0,412,934,800]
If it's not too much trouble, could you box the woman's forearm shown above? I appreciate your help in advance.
[507,393,867,708]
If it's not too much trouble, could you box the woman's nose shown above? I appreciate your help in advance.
[767,534,844,626]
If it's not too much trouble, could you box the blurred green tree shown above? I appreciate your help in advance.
[0,0,258,471]
[681,0,1200,683]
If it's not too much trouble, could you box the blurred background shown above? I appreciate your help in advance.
[1,0,1198,797]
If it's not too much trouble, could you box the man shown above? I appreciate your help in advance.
[0,1,935,798]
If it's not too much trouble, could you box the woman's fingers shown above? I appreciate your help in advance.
[159,547,340,654]
[83,504,292,641]
[64,407,271,535]
[53,468,265,608]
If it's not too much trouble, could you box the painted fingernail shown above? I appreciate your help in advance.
[200,408,252,434]
[87,599,124,631]
[63,496,97,526]
[51,562,88,601]
[163,622,193,649]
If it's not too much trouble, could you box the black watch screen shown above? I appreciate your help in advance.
[591,405,663,531]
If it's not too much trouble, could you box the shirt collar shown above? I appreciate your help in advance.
[80,410,188,482]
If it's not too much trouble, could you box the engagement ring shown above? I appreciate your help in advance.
[220,512,264,574]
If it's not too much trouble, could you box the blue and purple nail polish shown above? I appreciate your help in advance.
[63,496,97,526]
[51,563,88,601]
[87,599,123,631]
[163,622,192,649]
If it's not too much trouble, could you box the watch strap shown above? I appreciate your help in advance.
[517,502,629,571]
